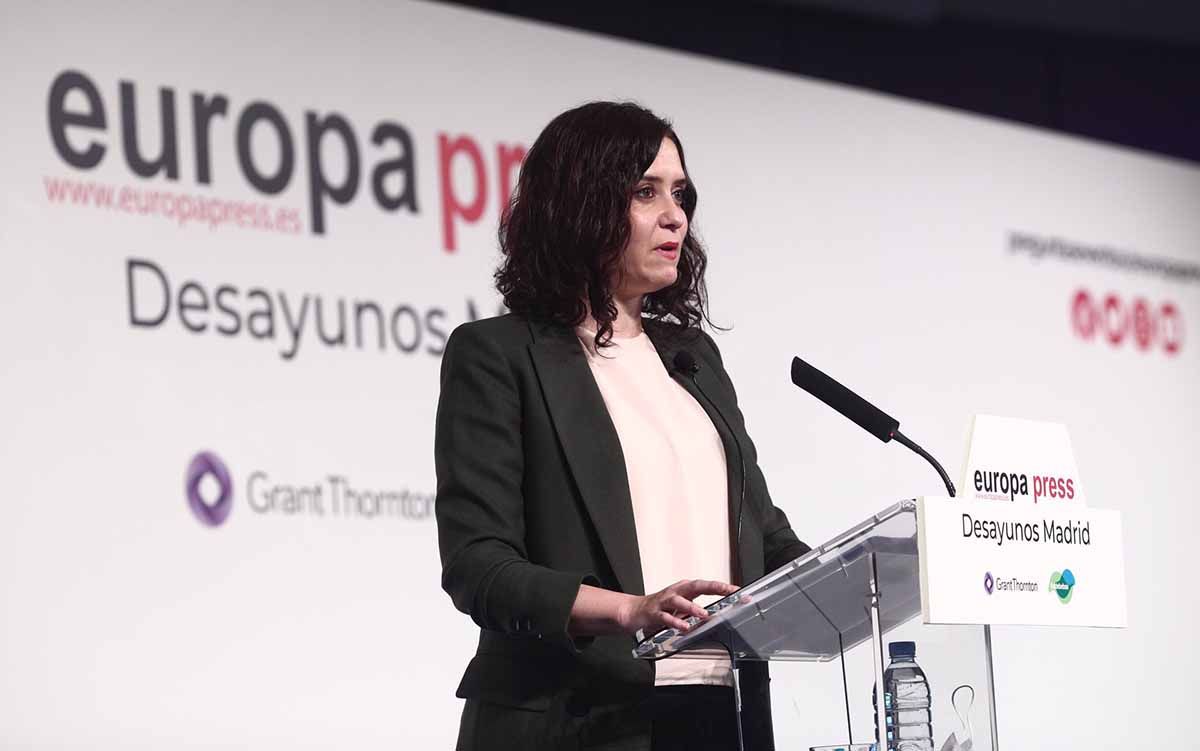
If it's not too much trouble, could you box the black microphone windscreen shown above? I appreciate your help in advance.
[673,350,699,374]
[790,356,898,443]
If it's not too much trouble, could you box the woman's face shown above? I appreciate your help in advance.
[615,136,689,300]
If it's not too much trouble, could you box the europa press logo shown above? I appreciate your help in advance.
[186,451,233,527]
[1049,568,1076,604]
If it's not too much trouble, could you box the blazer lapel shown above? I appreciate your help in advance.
[527,321,646,596]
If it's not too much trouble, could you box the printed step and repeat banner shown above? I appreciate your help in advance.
[2,2,1198,748]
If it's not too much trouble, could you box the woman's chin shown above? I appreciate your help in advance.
[649,269,679,293]
[620,269,679,299]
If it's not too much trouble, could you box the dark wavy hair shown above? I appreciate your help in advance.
[495,101,713,348]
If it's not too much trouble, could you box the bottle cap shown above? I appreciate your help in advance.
[888,641,916,659]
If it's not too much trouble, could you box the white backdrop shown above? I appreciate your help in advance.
[2,1,1198,748]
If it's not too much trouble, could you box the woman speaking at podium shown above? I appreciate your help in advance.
[434,101,810,751]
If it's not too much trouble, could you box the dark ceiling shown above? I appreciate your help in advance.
[437,0,1200,165]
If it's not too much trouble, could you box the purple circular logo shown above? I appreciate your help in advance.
[186,451,233,527]
[984,571,995,595]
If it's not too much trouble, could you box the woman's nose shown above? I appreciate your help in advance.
[659,201,685,230]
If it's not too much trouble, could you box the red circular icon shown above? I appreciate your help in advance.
[1102,294,1126,345]
[1161,302,1183,356]
[1131,298,1155,351]
[1071,289,1096,340]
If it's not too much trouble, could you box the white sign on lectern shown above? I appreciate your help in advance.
[921,414,1126,627]
[918,496,1127,627]
[961,414,1087,506]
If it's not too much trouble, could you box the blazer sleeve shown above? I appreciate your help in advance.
[434,323,597,654]
[700,331,812,572]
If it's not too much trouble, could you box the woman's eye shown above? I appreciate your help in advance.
[672,189,686,203]
[635,186,654,199]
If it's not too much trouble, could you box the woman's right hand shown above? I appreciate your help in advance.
[616,579,739,635]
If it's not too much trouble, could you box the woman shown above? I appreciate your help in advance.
[435,101,809,751]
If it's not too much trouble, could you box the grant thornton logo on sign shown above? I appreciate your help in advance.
[183,450,434,527]
[982,571,1038,595]
[1049,568,1077,604]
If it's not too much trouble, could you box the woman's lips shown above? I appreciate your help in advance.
[656,242,679,258]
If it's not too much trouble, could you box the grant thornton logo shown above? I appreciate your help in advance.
[1049,568,1076,604]
[983,571,995,595]
[186,451,233,527]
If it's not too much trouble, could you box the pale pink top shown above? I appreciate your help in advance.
[577,326,733,687]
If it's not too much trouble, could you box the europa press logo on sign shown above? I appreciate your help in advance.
[1049,568,1076,604]
[186,451,233,527]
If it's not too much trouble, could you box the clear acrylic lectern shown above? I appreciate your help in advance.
[635,500,997,751]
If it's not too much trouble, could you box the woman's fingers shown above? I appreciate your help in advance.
[637,579,739,634]
[666,593,707,619]
[674,578,737,600]
[661,612,693,631]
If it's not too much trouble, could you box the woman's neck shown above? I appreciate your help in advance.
[611,294,644,337]
[584,294,644,338]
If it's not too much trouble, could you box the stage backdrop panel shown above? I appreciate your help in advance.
[2,1,1197,748]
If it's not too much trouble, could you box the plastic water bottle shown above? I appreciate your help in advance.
[872,641,933,751]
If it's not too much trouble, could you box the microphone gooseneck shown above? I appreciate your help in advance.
[889,429,956,498]
[672,349,747,583]
[790,355,956,498]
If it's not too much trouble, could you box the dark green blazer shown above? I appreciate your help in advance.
[435,314,810,750]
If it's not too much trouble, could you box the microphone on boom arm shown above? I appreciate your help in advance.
[789,356,955,497]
